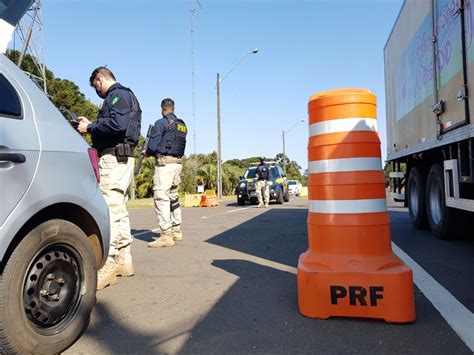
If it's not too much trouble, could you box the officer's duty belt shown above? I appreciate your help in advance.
[99,147,134,158]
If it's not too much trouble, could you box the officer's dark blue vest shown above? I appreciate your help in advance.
[159,117,187,157]
[92,84,142,153]
[256,164,270,180]
[122,87,141,147]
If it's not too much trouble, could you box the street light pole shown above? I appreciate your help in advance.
[282,119,305,175]
[216,72,222,199]
[216,48,259,200]
[282,130,286,174]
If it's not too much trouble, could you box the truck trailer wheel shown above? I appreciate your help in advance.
[407,167,428,228]
[426,164,456,240]
[0,219,97,354]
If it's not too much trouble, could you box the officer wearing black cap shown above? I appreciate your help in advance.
[78,66,141,290]
[145,98,188,248]
[255,156,271,208]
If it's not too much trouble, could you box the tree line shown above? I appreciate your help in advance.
[6,50,305,198]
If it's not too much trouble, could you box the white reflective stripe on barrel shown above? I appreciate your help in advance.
[309,117,377,137]
[308,199,387,214]
[309,157,382,174]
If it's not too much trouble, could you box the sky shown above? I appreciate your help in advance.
[12,0,404,172]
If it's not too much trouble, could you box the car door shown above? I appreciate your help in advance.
[0,59,40,227]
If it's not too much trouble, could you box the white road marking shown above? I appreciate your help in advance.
[392,242,474,351]
[227,206,256,213]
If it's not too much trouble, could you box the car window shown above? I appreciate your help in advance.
[0,74,22,118]
[270,167,279,178]
[288,181,296,185]
[244,167,257,178]
[0,0,32,25]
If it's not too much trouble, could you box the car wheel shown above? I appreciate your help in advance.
[407,166,428,229]
[283,188,290,202]
[276,188,284,204]
[0,219,97,354]
[237,197,245,206]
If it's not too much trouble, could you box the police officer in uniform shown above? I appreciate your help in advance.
[78,67,141,289]
[255,157,271,208]
[145,98,187,248]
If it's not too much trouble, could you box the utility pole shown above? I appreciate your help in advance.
[216,72,222,200]
[215,48,259,200]
[282,130,286,174]
[282,119,304,175]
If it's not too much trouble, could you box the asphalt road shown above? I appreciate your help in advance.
[66,197,473,354]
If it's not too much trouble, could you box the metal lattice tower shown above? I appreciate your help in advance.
[13,0,47,93]
[190,0,203,155]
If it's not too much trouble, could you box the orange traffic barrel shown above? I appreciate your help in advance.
[297,88,415,323]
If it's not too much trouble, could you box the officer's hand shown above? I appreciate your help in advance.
[77,116,90,134]
[78,116,90,125]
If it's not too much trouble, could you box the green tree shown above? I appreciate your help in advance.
[222,163,244,195]
[198,163,217,190]
[5,49,99,123]
[274,153,302,180]
[134,157,155,198]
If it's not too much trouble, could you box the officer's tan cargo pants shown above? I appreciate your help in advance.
[153,162,182,232]
[256,180,270,204]
[99,154,134,257]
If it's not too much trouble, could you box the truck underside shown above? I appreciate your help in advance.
[389,137,474,240]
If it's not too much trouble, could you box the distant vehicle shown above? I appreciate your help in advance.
[235,162,290,205]
[385,0,474,239]
[0,2,110,352]
[287,180,302,196]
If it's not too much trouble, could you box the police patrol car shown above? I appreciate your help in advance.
[235,162,290,205]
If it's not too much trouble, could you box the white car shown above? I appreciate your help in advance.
[0,2,110,353]
[287,180,303,196]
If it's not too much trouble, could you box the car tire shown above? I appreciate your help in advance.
[237,198,245,206]
[276,188,284,204]
[407,166,428,229]
[425,164,459,240]
[283,188,290,202]
[0,219,97,354]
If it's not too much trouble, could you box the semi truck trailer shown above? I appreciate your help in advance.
[385,0,474,239]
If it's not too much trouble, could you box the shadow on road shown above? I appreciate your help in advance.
[206,208,308,267]
[390,211,474,311]
[179,257,469,354]
[177,208,470,354]
[131,228,160,243]
[82,302,158,353]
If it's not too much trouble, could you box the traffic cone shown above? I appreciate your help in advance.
[297,88,415,323]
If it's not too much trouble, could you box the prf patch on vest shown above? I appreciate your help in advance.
[111,96,120,106]
[177,123,187,133]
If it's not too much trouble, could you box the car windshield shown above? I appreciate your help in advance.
[288,181,297,185]
[244,166,279,179]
